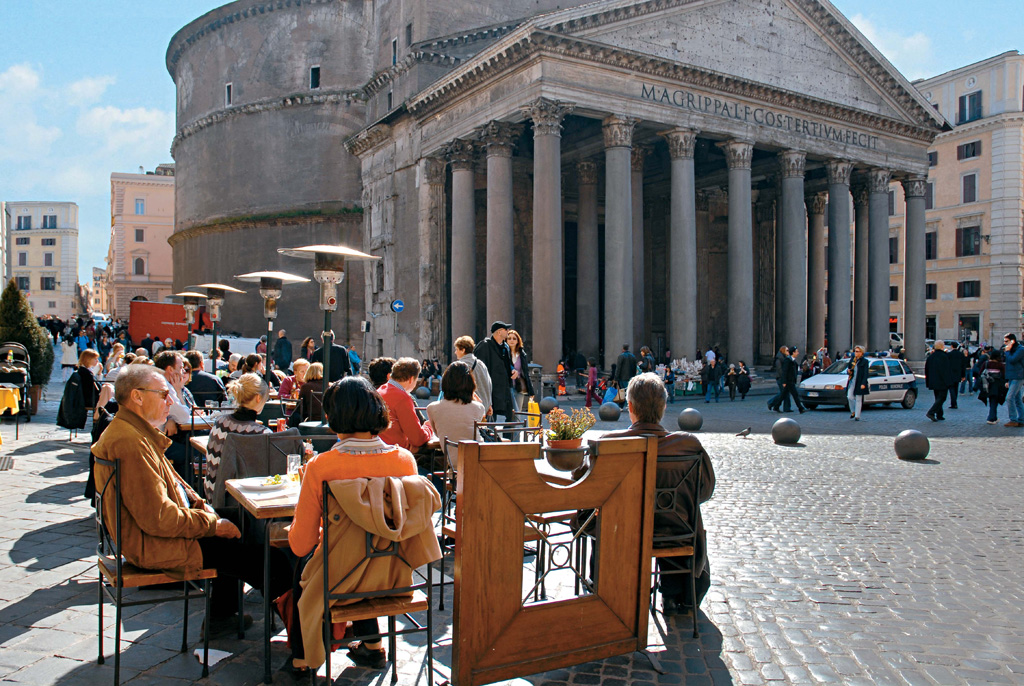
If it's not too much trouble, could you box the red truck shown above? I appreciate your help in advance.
[128,301,194,347]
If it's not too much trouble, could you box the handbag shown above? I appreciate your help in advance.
[613,388,626,404]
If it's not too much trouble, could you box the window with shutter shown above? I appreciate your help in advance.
[962,174,977,203]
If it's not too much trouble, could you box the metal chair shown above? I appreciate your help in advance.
[321,481,434,685]
[650,453,704,638]
[94,456,216,684]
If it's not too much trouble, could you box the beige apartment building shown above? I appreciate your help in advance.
[91,267,107,314]
[106,165,175,319]
[888,51,1024,347]
[3,201,80,319]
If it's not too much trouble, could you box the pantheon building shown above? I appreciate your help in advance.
[168,0,947,372]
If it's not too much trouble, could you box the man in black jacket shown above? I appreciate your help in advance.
[184,351,226,406]
[475,321,515,422]
[767,346,791,412]
[780,346,806,413]
[311,334,352,383]
[924,341,954,421]
[615,344,638,390]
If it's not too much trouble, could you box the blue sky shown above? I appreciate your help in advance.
[0,1,1020,282]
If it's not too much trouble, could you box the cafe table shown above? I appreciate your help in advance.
[225,476,300,684]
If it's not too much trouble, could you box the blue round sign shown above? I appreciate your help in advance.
[390,299,404,313]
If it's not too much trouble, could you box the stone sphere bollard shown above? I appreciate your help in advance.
[414,386,431,400]
[771,417,801,444]
[539,396,559,414]
[894,429,930,460]
[598,402,621,422]
[677,408,703,432]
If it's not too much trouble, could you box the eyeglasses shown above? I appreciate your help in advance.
[138,388,171,399]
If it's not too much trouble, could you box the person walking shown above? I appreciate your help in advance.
[736,361,751,400]
[725,364,737,400]
[979,350,1006,425]
[947,341,964,409]
[1003,333,1024,427]
[924,340,954,421]
[781,346,806,413]
[846,345,869,420]
[584,357,599,408]
[506,329,535,411]
[273,329,293,372]
[767,346,790,412]
[701,357,721,403]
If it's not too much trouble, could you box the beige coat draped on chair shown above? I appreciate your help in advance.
[297,475,441,669]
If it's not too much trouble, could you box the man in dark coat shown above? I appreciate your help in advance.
[311,335,352,383]
[273,329,293,372]
[139,333,154,357]
[601,373,716,615]
[184,351,226,406]
[615,344,637,389]
[780,346,805,413]
[475,321,515,422]
[925,340,954,421]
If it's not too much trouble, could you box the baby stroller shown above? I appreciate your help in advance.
[0,342,33,438]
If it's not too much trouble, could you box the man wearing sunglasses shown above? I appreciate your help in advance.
[92,365,291,637]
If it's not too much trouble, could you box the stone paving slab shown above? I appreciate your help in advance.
[0,359,1022,684]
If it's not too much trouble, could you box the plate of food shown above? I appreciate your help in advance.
[237,475,291,491]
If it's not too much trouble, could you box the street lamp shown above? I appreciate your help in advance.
[276,244,380,422]
[234,270,310,384]
[187,283,246,373]
[169,291,207,351]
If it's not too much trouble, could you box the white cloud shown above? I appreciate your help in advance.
[0,63,62,162]
[67,75,115,106]
[0,63,41,91]
[77,105,173,153]
[850,14,936,81]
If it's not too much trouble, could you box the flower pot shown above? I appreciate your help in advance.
[28,385,42,415]
[543,439,586,472]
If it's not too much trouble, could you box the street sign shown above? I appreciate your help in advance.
[390,299,404,313]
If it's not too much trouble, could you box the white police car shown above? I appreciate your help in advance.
[798,355,918,410]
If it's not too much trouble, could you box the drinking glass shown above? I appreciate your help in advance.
[287,454,301,476]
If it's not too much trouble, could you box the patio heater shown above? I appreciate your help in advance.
[276,245,380,422]
[169,291,207,352]
[187,283,245,373]
[234,271,310,384]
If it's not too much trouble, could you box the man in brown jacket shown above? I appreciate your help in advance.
[92,365,290,636]
[603,372,716,616]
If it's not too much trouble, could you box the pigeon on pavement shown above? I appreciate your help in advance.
[735,427,752,438]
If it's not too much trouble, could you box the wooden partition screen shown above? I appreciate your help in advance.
[452,437,658,686]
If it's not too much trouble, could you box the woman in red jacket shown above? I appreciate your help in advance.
[376,357,435,451]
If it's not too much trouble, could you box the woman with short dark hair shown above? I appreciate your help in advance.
[426,362,487,470]
[286,377,418,675]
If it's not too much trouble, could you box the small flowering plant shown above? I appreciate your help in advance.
[545,407,596,441]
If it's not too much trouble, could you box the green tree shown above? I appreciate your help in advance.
[0,279,55,385]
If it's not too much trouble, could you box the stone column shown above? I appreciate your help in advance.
[867,168,892,352]
[447,139,477,343]
[902,176,928,362]
[524,98,573,372]
[660,128,698,363]
[602,114,636,369]
[576,160,600,359]
[852,183,870,345]
[418,156,446,359]
[779,150,807,353]
[481,121,521,327]
[631,146,648,349]
[718,139,755,365]
[774,175,784,349]
[826,159,854,355]
[806,193,827,355]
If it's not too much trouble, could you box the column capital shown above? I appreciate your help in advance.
[422,156,446,185]
[630,145,650,172]
[901,175,928,198]
[445,139,476,171]
[717,139,754,170]
[806,192,827,215]
[779,150,806,178]
[660,128,698,160]
[602,114,637,148]
[523,98,574,137]
[852,183,870,207]
[479,121,522,158]
[576,160,599,185]
[826,158,854,186]
[868,168,893,194]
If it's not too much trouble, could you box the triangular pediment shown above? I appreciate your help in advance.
[534,0,946,130]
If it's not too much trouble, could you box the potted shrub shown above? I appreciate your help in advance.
[0,280,55,414]
[543,407,596,471]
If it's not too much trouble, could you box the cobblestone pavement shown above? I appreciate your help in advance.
[1,362,1022,684]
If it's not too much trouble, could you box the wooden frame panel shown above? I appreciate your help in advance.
[453,437,657,686]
